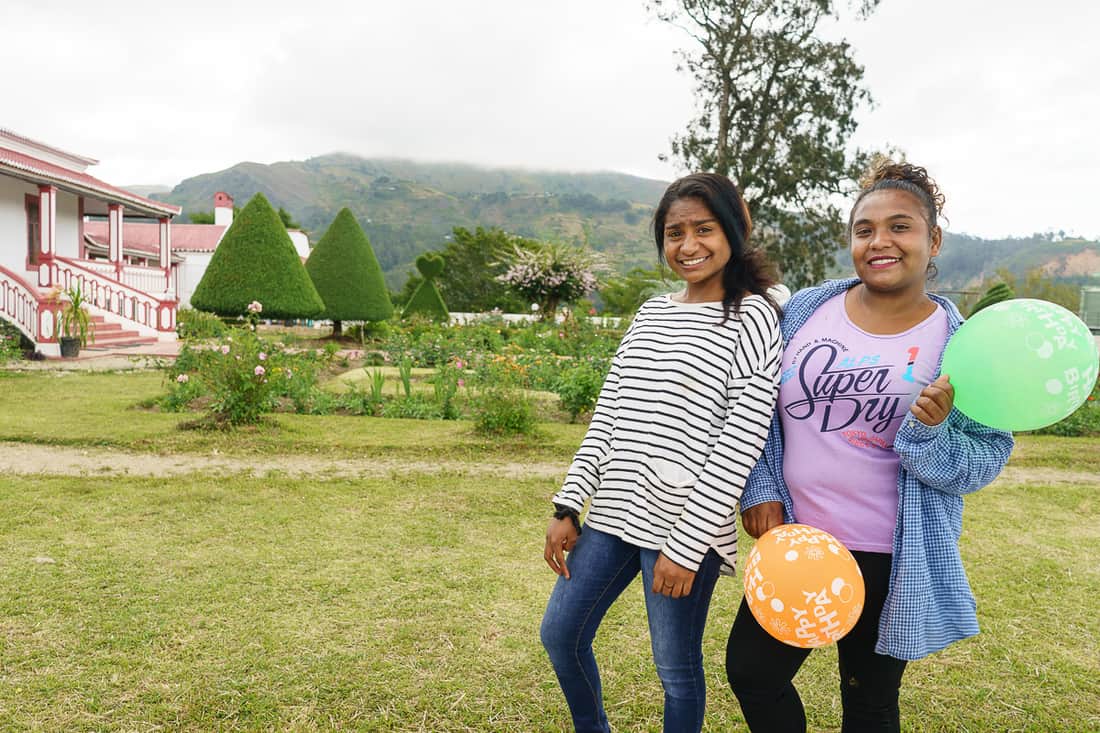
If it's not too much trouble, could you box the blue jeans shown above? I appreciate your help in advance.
[540,527,723,733]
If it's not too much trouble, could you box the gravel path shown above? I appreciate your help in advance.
[0,441,566,480]
[0,442,1092,487]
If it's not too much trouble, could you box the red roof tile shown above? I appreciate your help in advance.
[84,221,226,254]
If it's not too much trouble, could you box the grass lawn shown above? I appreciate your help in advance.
[0,370,585,463]
[0,369,1097,730]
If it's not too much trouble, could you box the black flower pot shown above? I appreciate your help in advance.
[59,336,81,358]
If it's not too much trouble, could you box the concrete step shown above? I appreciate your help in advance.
[82,336,160,351]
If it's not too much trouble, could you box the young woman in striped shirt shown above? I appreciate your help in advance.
[726,161,1014,732]
[540,173,783,733]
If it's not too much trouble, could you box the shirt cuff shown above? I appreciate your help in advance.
[901,413,947,442]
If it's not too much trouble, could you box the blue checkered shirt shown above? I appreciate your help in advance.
[741,279,1015,660]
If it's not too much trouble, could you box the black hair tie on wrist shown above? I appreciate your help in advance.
[553,504,582,535]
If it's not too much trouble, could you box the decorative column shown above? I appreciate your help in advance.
[159,216,172,294]
[108,203,124,279]
[36,184,56,288]
[78,197,86,258]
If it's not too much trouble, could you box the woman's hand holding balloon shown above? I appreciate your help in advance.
[911,374,954,426]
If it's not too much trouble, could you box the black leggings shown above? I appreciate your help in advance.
[726,551,908,733]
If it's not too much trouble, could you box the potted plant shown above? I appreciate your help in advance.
[56,283,94,357]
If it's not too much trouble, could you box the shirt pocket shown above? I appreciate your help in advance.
[648,457,697,501]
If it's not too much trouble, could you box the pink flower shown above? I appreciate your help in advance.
[457,379,465,387]
[455,360,464,369]
[247,301,263,314]
[176,373,189,384]
[259,352,267,361]
[254,365,266,376]
[589,308,597,316]
[220,345,231,354]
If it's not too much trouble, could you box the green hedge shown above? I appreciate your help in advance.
[402,254,449,321]
[306,208,393,322]
[191,193,324,319]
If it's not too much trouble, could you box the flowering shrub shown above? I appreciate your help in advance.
[0,321,26,364]
[497,242,606,317]
[170,329,290,426]
[162,303,332,426]
[469,382,536,436]
[554,361,610,423]
[177,308,228,340]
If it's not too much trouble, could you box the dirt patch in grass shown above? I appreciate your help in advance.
[0,441,566,480]
[1,442,1093,489]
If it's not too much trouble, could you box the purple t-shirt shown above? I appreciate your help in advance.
[778,293,949,552]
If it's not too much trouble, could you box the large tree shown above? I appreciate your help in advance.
[434,227,538,312]
[191,193,325,319]
[306,208,393,336]
[652,0,880,288]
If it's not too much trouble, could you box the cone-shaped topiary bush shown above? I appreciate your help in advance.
[969,282,1014,316]
[402,253,449,321]
[191,193,325,319]
[306,208,393,335]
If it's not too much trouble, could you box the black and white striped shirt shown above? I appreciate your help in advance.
[554,293,782,574]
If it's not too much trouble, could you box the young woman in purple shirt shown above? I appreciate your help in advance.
[726,161,1014,732]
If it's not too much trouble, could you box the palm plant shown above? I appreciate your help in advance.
[57,283,95,347]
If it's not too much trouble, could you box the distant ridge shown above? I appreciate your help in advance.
[158,154,1100,292]
[158,154,668,287]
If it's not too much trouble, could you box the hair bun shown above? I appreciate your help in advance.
[860,157,945,217]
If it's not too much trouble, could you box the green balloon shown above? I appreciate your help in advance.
[941,298,1099,431]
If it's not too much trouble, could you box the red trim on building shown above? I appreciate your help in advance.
[78,196,86,258]
[0,145,180,217]
[0,128,99,167]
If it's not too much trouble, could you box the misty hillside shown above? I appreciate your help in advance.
[158,155,667,288]
[157,155,1100,292]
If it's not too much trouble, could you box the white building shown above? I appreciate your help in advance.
[84,192,312,309]
[0,128,313,355]
[0,128,181,356]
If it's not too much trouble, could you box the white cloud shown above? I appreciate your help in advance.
[1,0,1096,237]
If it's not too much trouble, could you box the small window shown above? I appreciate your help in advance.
[26,196,40,265]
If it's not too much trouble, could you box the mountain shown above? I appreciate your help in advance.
[829,232,1100,293]
[157,154,668,288]
[125,184,173,197]
[157,154,1100,293]
[935,233,1100,289]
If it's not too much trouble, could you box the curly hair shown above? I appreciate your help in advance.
[653,173,780,322]
[851,159,946,231]
[850,159,946,280]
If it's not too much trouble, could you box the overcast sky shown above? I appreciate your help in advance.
[3,0,1097,239]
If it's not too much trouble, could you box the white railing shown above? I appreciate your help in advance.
[0,264,42,343]
[54,256,176,335]
[81,260,115,278]
[120,264,169,295]
[80,261,168,294]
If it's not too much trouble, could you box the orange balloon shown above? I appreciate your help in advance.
[742,524,865,648]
